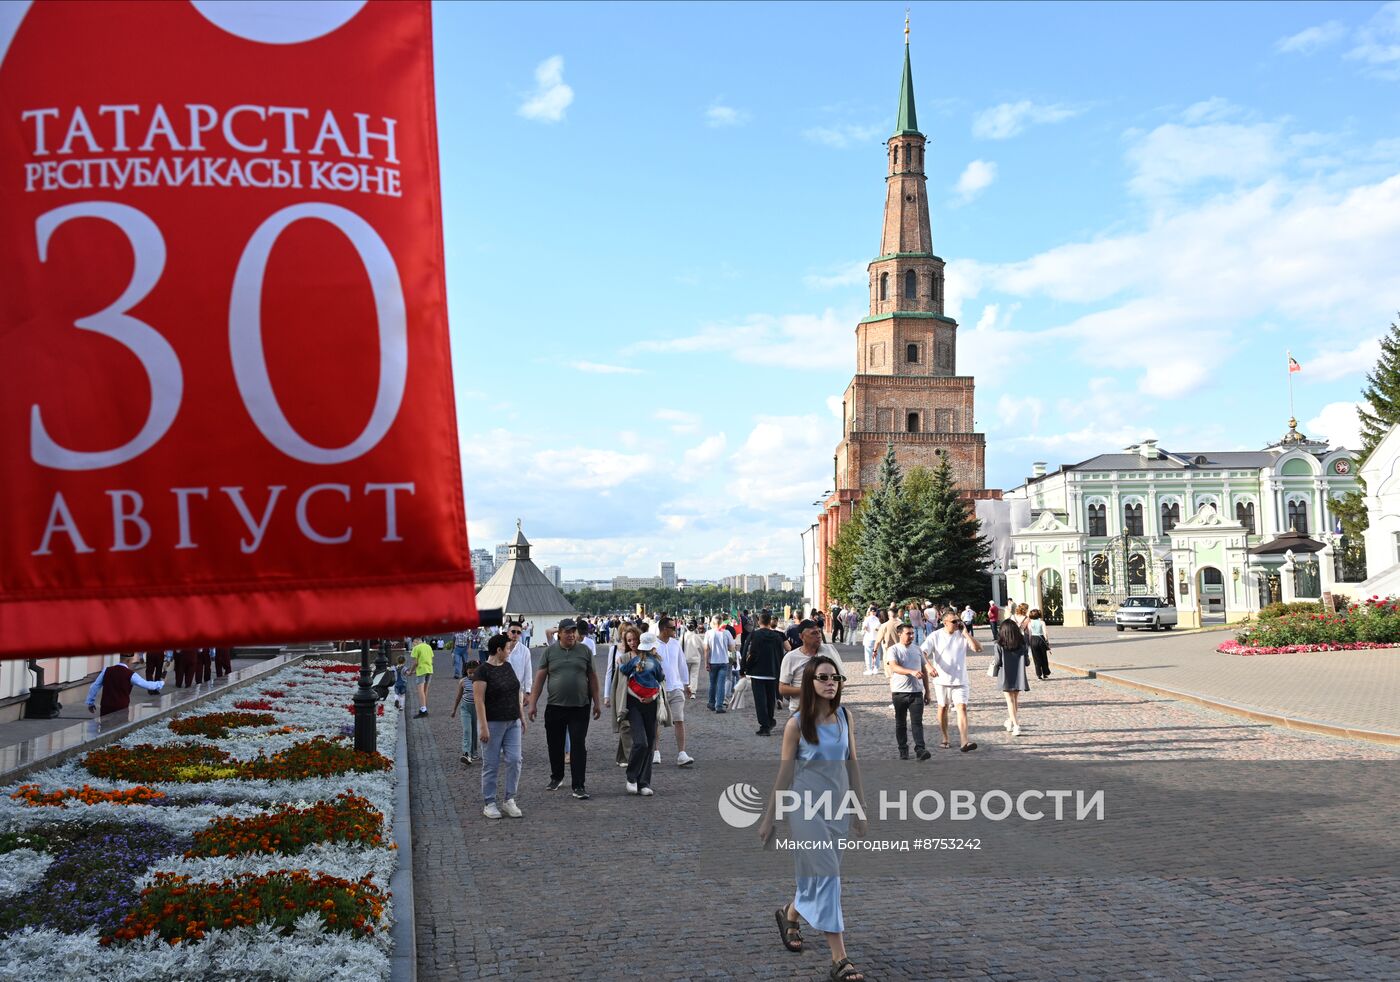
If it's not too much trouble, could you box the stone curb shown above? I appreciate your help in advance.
[0,651,309,783]
[389,706,416,982]
[1048,657,1400,748]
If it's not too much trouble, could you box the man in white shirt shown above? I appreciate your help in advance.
[703,617,735,713]
[860,606,882,675]
[681,621,705,700]
[654,617,695,766]
[504,622,533,701]
[961,604,975,635]
[778,621,838,713]
[922,610,981,752]
[886,623,932,760]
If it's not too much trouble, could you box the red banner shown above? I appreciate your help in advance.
[0,0,478,657]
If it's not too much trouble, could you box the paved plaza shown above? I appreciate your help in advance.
[408,636,1399,981]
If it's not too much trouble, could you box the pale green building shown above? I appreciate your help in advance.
[1001,421,1359,628]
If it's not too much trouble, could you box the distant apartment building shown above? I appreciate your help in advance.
[470,548,495,584]
[494,543,510,569]
[613,575,663,590]
[542,565,562,588]
[660,562,676,589]
[766,573,784,591]
[562,579,613,593]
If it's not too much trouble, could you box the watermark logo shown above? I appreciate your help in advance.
[717,782,764,828]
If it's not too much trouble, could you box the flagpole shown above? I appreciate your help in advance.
[1287,349,1295,421]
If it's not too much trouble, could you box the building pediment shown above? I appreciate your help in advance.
[1022,510,1072,534]
[1170,502,1245,532]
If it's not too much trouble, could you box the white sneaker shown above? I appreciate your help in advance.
[626,781,639,794]
[677,751,695,767]
[501,799,523,818]
[617,760,628,767]
[1012,724,1022,736]
[1003,718,1013,731]
[482,802,502,820]
[639,786,654,796]
[652,750,661,764]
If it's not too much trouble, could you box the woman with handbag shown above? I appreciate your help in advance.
[1027,608,1052,680]
[619,631,667,796]
[757,655,869,982]
[995,619,1032,736]
[608,627,640,767]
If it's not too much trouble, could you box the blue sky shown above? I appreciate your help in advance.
[433,1,1400,581]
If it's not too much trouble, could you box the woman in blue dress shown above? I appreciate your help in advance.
[757,654,868,982]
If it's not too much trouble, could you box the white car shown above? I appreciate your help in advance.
[1115,597,1177,632]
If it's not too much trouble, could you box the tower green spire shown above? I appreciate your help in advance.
[895,15,919,136]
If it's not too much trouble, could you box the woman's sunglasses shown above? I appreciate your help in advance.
[812,673,846,684]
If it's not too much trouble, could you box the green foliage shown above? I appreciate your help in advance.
[1235,597,1400,647]
[852,444,918,606]
[563,585,802,616]
[1330,313,1400,548]
[832,447,991,608]
[1258,601,1325,620]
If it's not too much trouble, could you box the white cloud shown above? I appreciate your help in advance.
[526,448,653,490]
[972,100,1082,140]
[1126,118,1282,197]
[803,123,884,149]
[728,415,831,510]
[576,361,641,375]
[997,394,1044,430]
[683,433,727,467]
[630,308,854,370]
[1347,2,1400,79]
[1276,20,1348,54]
[804,259,868,290]
[825,395,844,419]
[1304,338,1382,381]
[655,409,702,434]
[705,102,750,127]
[1307,401,1365,449]
[518,55,574,123]
[954,159,997,202]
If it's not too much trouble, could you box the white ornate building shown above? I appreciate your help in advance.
[998,422,1360,627]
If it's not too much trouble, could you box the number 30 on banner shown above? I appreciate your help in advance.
[32,201,407,470]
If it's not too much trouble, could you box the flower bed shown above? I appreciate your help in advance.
[0,658,401,979]
[188,793,383,858]
[169,711,277,739]
[233,698,276,711]
[1227,596,1400,653]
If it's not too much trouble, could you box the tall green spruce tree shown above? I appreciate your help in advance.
[912,455,993,602]
[844,445,992,607]
[1330,314,1400,576]
[852,444,917,606]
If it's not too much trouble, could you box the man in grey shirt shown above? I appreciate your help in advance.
[886,623,932,760]
[528,618,601,799]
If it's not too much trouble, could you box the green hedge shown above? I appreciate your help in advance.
[1236,597,1400,646]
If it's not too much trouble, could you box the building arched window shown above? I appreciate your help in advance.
[906,343,918,363]
[904,269,917,299]
[1087,503,1107,537]
[1287,499,1309,534]
[893,145,900,167]
[1236,501,1256,534]
[1160,501,1180,532]
[879,272,888,301]
[906,412,919,433]
[1202,567,1223,586]
[1124,502,1144,536]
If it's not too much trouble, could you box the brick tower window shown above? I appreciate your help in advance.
[879,272,888,300]
[906,343,918,363]
[893,145,899,167]
[904,269,916,299]
[907,412,919,433]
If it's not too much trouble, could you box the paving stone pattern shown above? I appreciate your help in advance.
[1045,625,1400,734]
[409,640,1398,981]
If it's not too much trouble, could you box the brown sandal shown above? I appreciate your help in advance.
[775,907,803,952]
[830,957,865,980]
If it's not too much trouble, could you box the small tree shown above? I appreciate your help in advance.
[913,455,992,603]
[1329,313,1400,567]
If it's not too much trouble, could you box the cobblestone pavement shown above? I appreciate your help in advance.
[409,643,1399,981]
[1043,625,1400,735]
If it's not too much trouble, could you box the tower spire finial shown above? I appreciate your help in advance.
[905,9,910,45]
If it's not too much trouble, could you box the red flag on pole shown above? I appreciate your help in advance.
[0,0,480,657]
[1288,355,1302,374]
